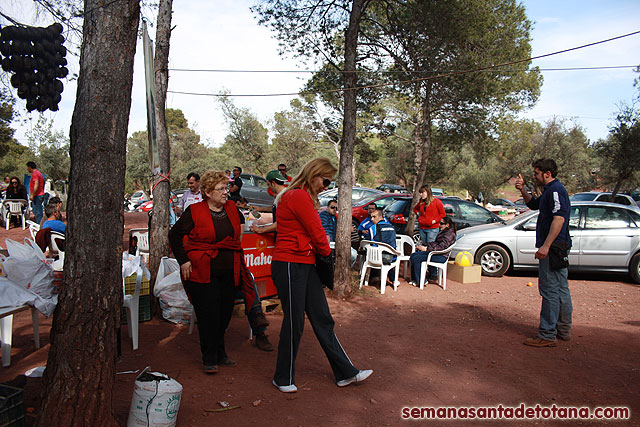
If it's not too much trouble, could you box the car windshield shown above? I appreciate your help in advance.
[570,193,597,201]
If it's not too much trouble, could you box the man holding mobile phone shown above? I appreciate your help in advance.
[515,158,572,348]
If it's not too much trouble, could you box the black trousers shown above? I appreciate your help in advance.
[184,269,235,366]
[271,261,358,386]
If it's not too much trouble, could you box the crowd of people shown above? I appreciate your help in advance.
[6,155,572,393]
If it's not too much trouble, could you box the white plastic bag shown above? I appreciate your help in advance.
[154,258,192,325]
[2,238,55,299]
[0,277,58,317]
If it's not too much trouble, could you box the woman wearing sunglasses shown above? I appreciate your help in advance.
[4,176,29,226]
[409,215,457,284]
[270,158,372,393]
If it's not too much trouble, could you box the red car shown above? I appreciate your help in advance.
[351,193,411,226]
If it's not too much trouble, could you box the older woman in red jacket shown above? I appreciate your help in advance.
[271,158,372,393]
[169,170,257,374]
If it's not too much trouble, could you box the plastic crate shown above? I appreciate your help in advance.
[0,385,25,427]
[121,294,151,324]
[124,273,150,296]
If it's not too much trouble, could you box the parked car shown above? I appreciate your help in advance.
[383,196,503,243]
[570,191,636,207]
[431,188,444,197]
[137,192,179,213]
[376,184,409,194]
[318,187,383,207]
[451,201,640,283]
[239,173,273,208]
[513,198,530,215]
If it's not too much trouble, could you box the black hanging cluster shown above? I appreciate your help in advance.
[0,23,68,112]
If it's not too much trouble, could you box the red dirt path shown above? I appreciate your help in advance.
[1,213,639,426]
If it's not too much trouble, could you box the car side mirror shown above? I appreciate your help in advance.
[522,223,536,231]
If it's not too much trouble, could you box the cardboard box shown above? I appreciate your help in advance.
[447,261,481,284]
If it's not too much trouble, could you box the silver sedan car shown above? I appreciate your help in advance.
[451,201,640,283]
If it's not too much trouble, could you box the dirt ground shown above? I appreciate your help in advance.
[1,213,639,426]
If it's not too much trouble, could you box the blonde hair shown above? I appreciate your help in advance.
[418,185,434,205]
[200,170,228,200]
[276,158,337,207]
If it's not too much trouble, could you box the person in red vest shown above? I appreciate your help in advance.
[169,170,261,374]
[270,158,372,393]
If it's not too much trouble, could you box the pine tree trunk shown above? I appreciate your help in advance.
[36,0,140,425]
[149,0,173,313]
[334,0,368,297]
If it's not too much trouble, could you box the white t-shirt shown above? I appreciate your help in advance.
[179,189,202,212]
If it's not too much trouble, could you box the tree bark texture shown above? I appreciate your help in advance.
[36,0,140,425]
[149,0,173,312]
[334,0,367,297]
[406,91,432,236]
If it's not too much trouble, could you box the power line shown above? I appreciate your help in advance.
[167,29,640,98]
[168,65,638,74]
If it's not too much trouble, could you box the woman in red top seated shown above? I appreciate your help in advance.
[271,158,372,393]
[413,185,446,244]
[169,170,249,374]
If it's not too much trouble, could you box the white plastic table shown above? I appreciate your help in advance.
[0,305,40,368]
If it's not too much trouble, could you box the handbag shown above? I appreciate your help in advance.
[315,253,335,290]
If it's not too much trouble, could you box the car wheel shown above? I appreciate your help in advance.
[630,253,640,284]
[475,244,511,277]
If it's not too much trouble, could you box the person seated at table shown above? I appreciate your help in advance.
[370,208,397,286]
[319,199,357,267]
[40,196,63,227]
[42,203,66,234]
[4,176,29,226]
[357,203,378,240]
[409,216,456,285]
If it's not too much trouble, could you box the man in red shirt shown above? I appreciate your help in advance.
[27,161,45,224]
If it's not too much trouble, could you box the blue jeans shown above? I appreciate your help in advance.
[419,228,439,245]
[32,195,44,224]
[537,256,572,340]
[410,251,447,282]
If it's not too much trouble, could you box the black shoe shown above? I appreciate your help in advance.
[255,333,274,352]
[204,364,218,374]
[218,357,237,366]
[254,312,270,328]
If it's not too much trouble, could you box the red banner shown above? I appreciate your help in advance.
[242,232,278,299]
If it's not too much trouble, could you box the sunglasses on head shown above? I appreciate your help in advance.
[322,178,331,187]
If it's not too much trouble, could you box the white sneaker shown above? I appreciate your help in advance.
[336,369,373,387]
[272,379,297,393]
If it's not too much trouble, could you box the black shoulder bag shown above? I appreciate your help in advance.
[548,223,570,270]
[315,253,335,290]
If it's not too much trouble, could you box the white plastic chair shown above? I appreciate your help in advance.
[359,240,402,294]
[27,220,40,239]
[396,234,416,279]
[1,305,40,368]
[3,199,28,230]
[122,257,150,351]
[129,228,150,260]
[418,243,456,291]
[50,231,65,265]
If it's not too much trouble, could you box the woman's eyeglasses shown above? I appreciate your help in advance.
[322,178,331,187]
[213,185,230,193]
[11,181,18,184]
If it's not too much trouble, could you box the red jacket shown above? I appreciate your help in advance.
[413,197,445,230]
[272,188,331,264]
